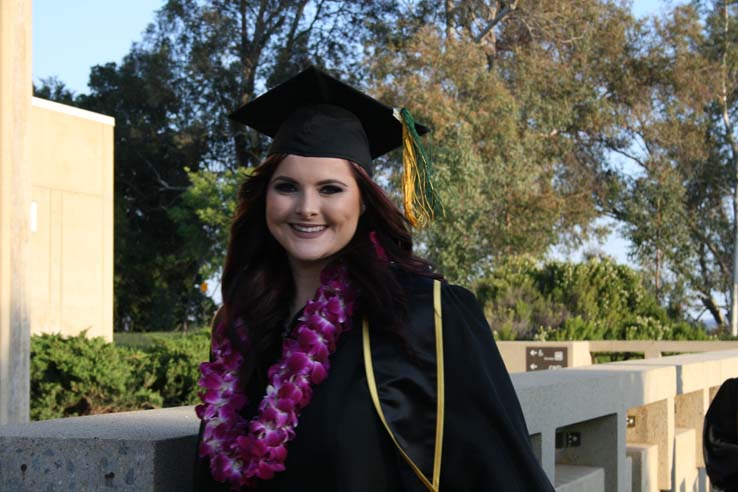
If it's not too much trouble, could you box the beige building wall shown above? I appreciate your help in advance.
[29,97,114,341]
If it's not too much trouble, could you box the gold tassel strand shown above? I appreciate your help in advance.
[394,108,441,229]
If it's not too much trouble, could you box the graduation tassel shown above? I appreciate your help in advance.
[394,108,442,228]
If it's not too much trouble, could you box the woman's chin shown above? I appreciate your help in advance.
[286,253,334,271]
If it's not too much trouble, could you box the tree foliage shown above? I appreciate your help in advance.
[366,0,636,282]
[169,166,251,281]
[33,0,738,335]
[142,0,399,170]
[80,43,216,331]
[599,0,738,328]
[475,257,710,341]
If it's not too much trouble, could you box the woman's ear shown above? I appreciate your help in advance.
[361,202,367,215]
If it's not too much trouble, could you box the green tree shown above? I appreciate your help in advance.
[366,0,637,282]
[168,166,251,282]
[599,1,738,329]
[144,0,400,170]
[76,44,216,331]
[33,76,76,104]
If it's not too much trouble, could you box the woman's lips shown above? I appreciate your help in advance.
[289,223,327,237]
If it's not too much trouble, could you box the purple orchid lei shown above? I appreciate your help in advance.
[195,263,356,490]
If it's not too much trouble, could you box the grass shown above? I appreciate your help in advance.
[114,328,209,349]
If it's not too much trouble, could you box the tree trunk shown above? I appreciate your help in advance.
[444,0,454,39]
[655,206,662,299]
[702,294,726,328]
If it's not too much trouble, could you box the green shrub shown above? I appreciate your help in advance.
[475,257,711,341]
[30,333,162,420]
[138,330,210,406]
[30,330,210,420]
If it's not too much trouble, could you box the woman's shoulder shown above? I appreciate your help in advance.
[391,268,480,312]
[391,267,436,293]
[388,268,490,347]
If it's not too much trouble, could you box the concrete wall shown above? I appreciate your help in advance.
[0,0,33,425]
[3,349,738,491]
[588,340,738,358]
[29,97,114,341]
[512,349,738,491]
[499,339,738,372]
[0,407,198,491]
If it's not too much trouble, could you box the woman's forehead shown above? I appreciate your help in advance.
[272,155,356,182]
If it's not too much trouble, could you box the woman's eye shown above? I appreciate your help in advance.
[274,182,297,192]
[320,185,343,195]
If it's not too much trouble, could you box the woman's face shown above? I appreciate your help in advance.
[266,154,362,272]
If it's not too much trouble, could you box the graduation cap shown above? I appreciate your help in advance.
[229,66,441,228]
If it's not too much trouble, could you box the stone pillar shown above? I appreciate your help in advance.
[0,0,32,424]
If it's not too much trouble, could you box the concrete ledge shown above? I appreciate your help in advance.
[554,464,605,492]
[0,406,200,492]
[499,341,738,373]
[511,369,629,433]
[587,340,738,357]
[32,97,115,126]
[611,349,738,394]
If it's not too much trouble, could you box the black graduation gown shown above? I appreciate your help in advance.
[194,272,554,491]
[704,377,738,492]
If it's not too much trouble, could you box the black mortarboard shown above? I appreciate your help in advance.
[229,66,440,228]
[228,66,429,175]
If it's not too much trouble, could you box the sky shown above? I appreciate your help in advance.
[32,0,680,267]
[33,0,166,93]
[33,0,677,94]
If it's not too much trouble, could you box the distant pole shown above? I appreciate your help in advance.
[720,0,738,337]
[0,0,32,424]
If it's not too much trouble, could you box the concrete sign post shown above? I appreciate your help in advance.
[0,0,32,424]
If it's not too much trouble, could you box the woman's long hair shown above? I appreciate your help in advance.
[220,154,439,386]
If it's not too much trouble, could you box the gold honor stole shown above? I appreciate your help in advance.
[362,279,445,492]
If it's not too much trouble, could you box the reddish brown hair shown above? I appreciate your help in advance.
[220,154,440,384]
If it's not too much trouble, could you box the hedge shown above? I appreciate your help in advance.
[474,257,711,341]
[30,330,209,421]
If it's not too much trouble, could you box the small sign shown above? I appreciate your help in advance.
[525,346,568,371]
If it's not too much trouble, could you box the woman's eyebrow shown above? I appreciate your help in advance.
[316,179,348,186]
[271,175,348,187]
[271,175,296,182]
[270,175,303,186]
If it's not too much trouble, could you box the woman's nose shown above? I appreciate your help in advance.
[295,190,318,217]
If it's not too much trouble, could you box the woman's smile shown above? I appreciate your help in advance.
[290,223,328,235]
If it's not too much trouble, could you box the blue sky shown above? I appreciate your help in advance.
[32,0,678,266]
[33,0,676,94]
[33,0,166,93]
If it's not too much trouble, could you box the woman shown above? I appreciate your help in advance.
[194,66,554,491]
[704,377,738,491]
